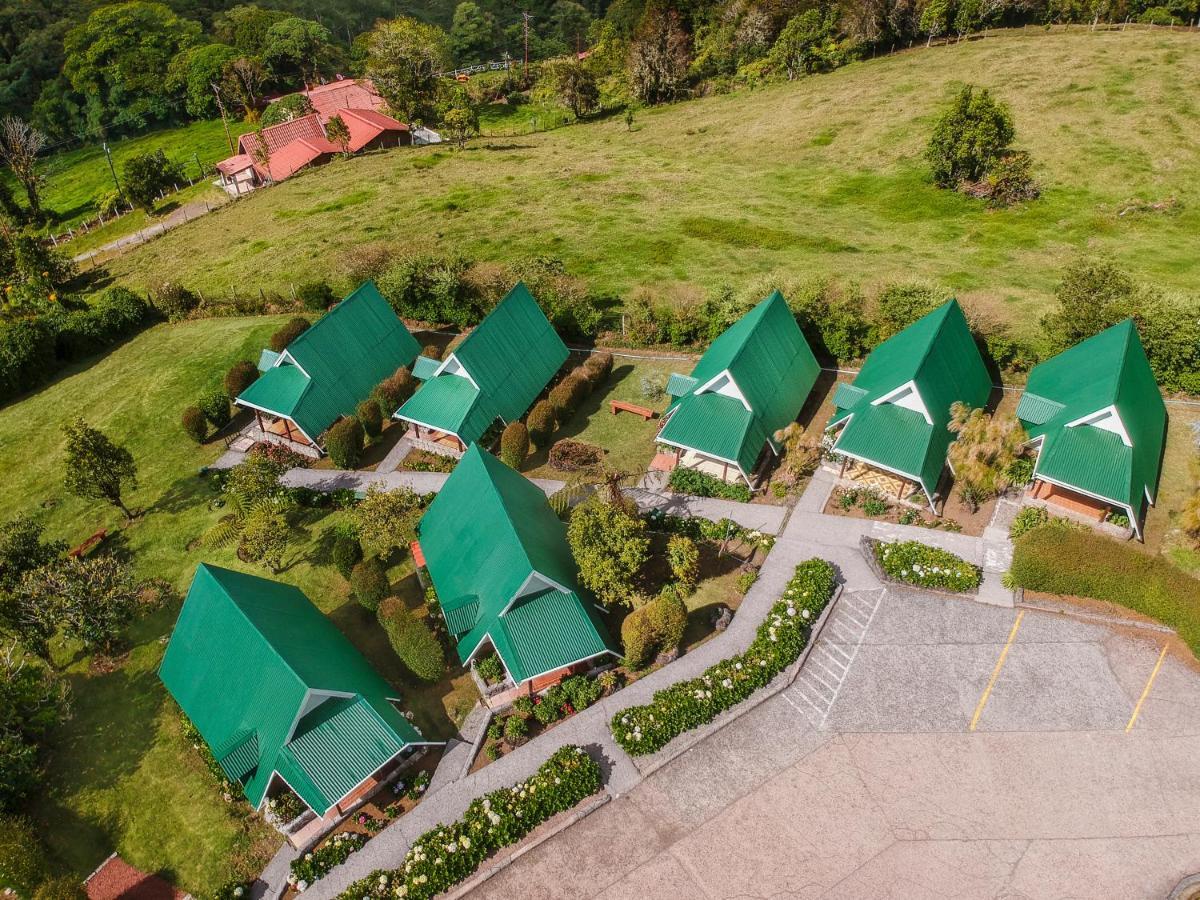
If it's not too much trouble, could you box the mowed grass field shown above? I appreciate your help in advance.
[0,317,477,891]
[108,30,1200,339]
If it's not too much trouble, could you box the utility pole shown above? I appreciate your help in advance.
[102,141,121,198]
[211,82,235,154]
[522,11,534,84]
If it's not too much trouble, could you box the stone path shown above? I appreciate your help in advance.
[622,485,789,535]
[374,438,413,474]
[279,467,566,497]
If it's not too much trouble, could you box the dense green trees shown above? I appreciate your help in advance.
[166,43,239,119]
[366,16,451,123]
[450,2,500,66]
[926,84,1014,187]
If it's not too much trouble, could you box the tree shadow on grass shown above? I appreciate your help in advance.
[148,471,219,517]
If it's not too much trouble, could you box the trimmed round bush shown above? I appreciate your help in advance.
[350,557,389,611]
[620,604,654,669]
[268,316,312,353]
[326,417,365,468]
[548,380,577,421]
[356,399,383,438]
[378,597,445,682]
[583,350,613,385]
[332,533,363,578]
[567,365,593,396]
[224,360,259,397]
[499,421,529,469]
[198,387,232,429]
[181,405,207,443]
[526,400,556,448]
[297,281,336,311]
[374,369,415,417]
[646,592,688,655]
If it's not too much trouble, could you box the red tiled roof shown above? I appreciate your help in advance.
[237,113,326,158]
[335,108,409,152]
[263,138,337,181]
[215,154,254,176]
[85,855,188,900]
[306,79,387,121]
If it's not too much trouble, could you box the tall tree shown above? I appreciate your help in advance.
[627,2,690,105]
[449,1,498,67]
[262,17,333,87]
[0,517,64,596]
[0,118,47,222]
[366,17,451,124]
[62,2,202,131]
[0,641,68,811]
[566,495,649,607]
[213,4,291,57]
[167,43,239,119]
[542,59,600,117]
[16,556,142,656]
[325,114,351,155]
[221,56,268,120]
[61,418,138,520]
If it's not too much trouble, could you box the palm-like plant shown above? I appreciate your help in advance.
[204,487,294,570]
[946,403,1028,512]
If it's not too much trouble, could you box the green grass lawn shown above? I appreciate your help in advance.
[479,100,577,135]
[0,317,476,892]
[105,30,1200,340]
[23,119,253,237]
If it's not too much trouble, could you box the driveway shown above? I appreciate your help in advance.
[470,589,1200,899]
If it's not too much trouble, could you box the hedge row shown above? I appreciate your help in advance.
[611,558,836,755]
[335,746,602,900]
[1009,525,1200,655]
[289,832,365,891]
[873,540,982,592]
[0,287,152,403]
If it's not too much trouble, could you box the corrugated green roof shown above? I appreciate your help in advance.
[666,373,699,397]
[159,565,424,816]
[390,372,495,446]
[411,355,441,380]
[236,281,420,441]
[418,445,616,683]
[657,292,820,474]
[828,299,991,502]
[1018,319,1165,529]
[395,284,568,445]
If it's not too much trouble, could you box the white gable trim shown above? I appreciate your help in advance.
[695,369,751,411]
[432,352,479,390]
[498,570,575,618]
[390,410,465,445]
[232,398,322,449]
[1065,404,1132,448]
[461,633,519,685]
[282,688,357,745]
[871,380,932,426]
[829,430,938,515]
[278,349,311,380]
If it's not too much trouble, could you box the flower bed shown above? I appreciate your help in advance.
[642,509,775,552]
[611,558,836,756]
[336,746,602,900]
[668,467,753,503]
[872,540,981,592]
[290,832,365,891]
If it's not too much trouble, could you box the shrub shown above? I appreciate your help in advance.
[421,343,443,361]
[475,654,504,685]
[612,559,836,755]
[262,92,313,127]
[620,604,655,668]
[122,149,184,211]
[736,569,758,593]
[487,719,503,741]
[547,439,603,472]
[153,281,199,321]
[224,360,259,397]
[668,467,752,503]
[872,282,943,341]
[332,533,363,578]
[351,557,389,611]
[873,540,982,592]
[567,497,650,606]
[547,381,576,421]
[297,281,335,311]
[0,815,46,895]
[1009,526,1200,654]
[373,369,415,417]
[969,150,1039,207]
[32,877,86,900]
[1009,506,1048,540]
[51,287,151,361]
[356,399,383,438]
[861,492,889,517]
[560,674,602,711]
[926,84,1015,188]
[526,400,557,447]
[198,387,232,429]
[532,688,562,725]
[583,351,613,385]
[375,254,482,326]
[1007,456,1034,486]
[289,832,363,889]
[511,695,534,717]
[354,484,422,557]
[378,598,445,682]
[325,417,365,469]
[499,421,529,468]
[485,741,502,760]
[181,405,207,443]
[269,316,311,352]
[567,365,593,396]
[645,592,687,654]
[336,747,601,900]
[666,534,699,591]
[503,713,528,746]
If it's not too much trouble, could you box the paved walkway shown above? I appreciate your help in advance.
[622,486,789,535]
[374,438,414,474]
[73,198,218,262]
[279,467,566,497]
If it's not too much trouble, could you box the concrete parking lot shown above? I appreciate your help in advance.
[471,588,1200,899]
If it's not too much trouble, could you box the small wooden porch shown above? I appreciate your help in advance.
[228,414,321,459]
[404,424,465,458]
[837,457,921,503]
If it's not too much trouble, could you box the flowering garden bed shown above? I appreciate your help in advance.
[868,538,982,593]
[610,558,837,756]
[336,746,602,900]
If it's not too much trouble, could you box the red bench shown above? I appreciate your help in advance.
[610,399,655,420]
[68,528,107,558]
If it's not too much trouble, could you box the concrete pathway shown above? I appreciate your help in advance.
[280,467,566,497]
[622,486,789,535]
[374,438,414,474]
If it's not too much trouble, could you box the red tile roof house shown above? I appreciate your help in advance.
[215,79,410,194]
[84,854,191,900]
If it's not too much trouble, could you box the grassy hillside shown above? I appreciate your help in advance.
[107,30,1200,338]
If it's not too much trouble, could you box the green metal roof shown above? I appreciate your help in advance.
[236,281,420,442]
[828,299,992,502]
[158,565,425,816]
[657,291,820,474]
[391,372,493,445]
[417,445,616,683]
[395,283,568,445]
[1018,319,1165,530]
[666,373,699,397]
[411,355,441,380]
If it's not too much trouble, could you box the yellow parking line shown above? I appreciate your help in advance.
[1125,644,1168,733]
[969,610,1025,732]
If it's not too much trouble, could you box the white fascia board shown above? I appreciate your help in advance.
[871,379,932,426]
[232,399,322,449]
[390,411,465,443]
[1065,404,1132,448]
[829,441,937,514]
[655,437,754,487]
[432,353,480,390]
[695,369,752,412]
[498,571,574,618]
[461,633,519,686]
[279,349,310,380]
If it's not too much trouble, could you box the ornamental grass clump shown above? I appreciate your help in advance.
[290,832,364,890]
[611,558,836,756]
[335,746,601,900]
[874,540,981,592]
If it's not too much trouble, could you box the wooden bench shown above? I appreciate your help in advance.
[68,528,107,558]
[610,399,655,420]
